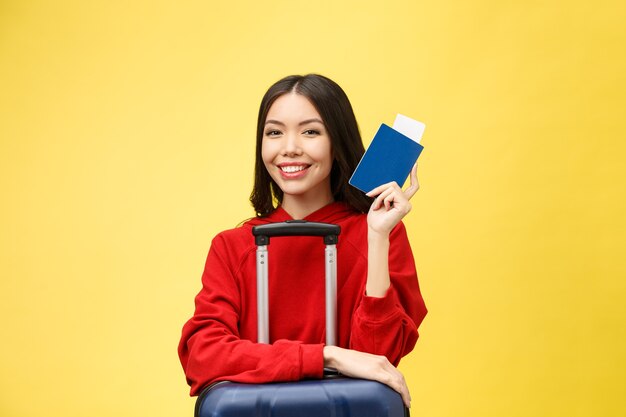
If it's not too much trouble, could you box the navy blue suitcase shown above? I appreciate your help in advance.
[195,221,409,417]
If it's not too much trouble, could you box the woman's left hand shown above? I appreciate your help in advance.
[366,163,419,236]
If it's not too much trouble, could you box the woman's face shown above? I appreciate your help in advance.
[262,92,333,206]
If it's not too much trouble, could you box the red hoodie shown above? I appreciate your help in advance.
[178,202,427,395]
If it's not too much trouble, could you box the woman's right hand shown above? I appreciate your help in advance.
[323,346,411,408]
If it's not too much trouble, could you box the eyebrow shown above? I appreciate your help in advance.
[265,118,324,126]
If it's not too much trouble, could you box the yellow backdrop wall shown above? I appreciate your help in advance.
[1,1,624,416]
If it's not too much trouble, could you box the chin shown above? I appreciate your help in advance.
[280,187,309,197]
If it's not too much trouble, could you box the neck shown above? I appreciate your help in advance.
[281,192,334,220]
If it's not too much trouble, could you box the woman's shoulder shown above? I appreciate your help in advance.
[210,212,281,246]
[212,221,255,245]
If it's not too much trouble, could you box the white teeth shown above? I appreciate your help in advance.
[280,165,307,173]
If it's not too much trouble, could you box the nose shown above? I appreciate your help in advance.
[281,132,302,157]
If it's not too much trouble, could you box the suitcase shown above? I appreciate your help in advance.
[195,220,409,417]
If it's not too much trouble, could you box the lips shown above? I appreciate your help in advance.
[277,163,311,178]
[280,165,307,173]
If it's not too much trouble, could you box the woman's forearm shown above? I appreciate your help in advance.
[366,228,391,297]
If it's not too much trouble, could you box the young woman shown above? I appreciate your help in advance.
[178,74,427,408]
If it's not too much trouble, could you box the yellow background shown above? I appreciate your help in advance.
[1,1,625,416]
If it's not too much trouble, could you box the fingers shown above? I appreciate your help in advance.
[366,163,420,206]
[375,187,396,210]
[398,373,411,408]
[366,181,401,200]
[404,163,420,200]
[375,356,411,408]
[367,182,404,211]
[369,186,412,215]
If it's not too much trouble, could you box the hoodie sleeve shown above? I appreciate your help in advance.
[349,222,427,366]
[177,232,324,396]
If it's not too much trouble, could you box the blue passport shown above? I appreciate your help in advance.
[349,123,424,193]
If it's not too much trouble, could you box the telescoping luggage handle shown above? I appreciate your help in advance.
[252,220,341,346]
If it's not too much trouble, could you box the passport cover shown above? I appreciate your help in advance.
[349,123,424,193]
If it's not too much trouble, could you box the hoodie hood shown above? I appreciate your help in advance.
[244,202,360,227]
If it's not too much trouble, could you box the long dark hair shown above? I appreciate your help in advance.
[250,74,373,217]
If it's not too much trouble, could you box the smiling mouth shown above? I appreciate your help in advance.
[279,165,310,173]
